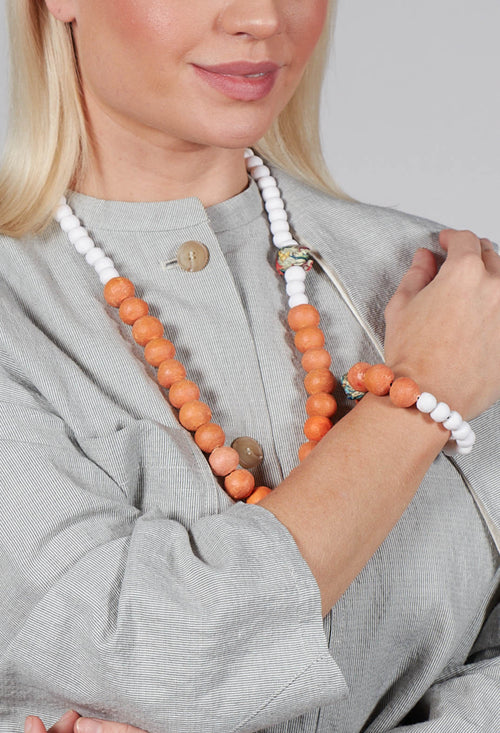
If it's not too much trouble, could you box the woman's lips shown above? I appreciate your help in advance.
[193,62,281,102]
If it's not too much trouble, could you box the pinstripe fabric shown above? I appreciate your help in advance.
[0,172,498,732]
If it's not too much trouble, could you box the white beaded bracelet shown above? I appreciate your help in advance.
[416,392,476,455]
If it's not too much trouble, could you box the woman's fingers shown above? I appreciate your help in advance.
[479,238,500,273]
[75,718,149,733]
[25,711,81,733]
[385,248,437,315]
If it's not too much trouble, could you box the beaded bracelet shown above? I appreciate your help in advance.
[341,363,476,456]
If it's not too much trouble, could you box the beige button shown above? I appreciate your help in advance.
[176,241,210,272]
[231,436,264,469]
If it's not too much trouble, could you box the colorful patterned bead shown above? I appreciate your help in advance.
[275,245,314,275]
[341,374,366,401]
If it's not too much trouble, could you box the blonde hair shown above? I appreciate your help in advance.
[0,0,343,238]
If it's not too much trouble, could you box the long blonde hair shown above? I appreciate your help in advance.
[0,0,343,238]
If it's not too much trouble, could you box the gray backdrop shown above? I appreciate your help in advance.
[0,0,499,241]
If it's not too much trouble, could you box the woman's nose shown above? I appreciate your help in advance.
[219,0,284,40]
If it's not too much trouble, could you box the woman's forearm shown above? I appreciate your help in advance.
[261,393,448,615]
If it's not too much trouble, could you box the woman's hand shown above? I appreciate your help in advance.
[384,229,500,419]
[25,712,149,733]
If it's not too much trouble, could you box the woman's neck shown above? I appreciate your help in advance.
[74,100,250,205]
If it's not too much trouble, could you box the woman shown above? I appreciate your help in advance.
[2,0,499,731]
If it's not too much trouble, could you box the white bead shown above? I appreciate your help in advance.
[273,232,295,247]
[429,402,451,423]
[85,247,106,266]
[456,431,476,448]
[74,236,95,255]
[60,214,81,232]
[58,196,67,206]
[94,256,115,274]
[245,155,263,169]
[99,267,120,284]
[68,226,89,244]
[268,208,288,223]
[442,411,463,431]
[244,148,254,158]
[261,186,281,202]
[265,197,285,212]
[270,219,290,236]
[288,293,309,308]
[416,392,437,414]
[286,280,305,296]
[55,204,72,222]
[451,422,472,441]
[257,175,277,190]
[284,266,306,283]
[252,165,271,180]
[442,441,458,456]
[456,444,474,456]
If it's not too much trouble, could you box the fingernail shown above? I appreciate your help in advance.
[24,717,33,733]
[75,719,103,733]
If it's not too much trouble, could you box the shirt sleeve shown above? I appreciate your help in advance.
[387,598,500,732]
[0,367,347,733]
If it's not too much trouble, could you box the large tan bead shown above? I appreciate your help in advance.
[209,446,240,476]
[231,437,264,469]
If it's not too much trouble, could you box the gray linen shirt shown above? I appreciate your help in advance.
[0,170,498,733]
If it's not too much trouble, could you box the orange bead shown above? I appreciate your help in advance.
[304,415,332,441]
[209,446,240,476]
[301,348,331,372]
[224,469,255,501]
[306,392,337,418]
[298,441,318,462]
[389,377,421,408]
[178,400,212,431]
[118,297,149,325]
[144,338,176,367]
[169,379,200,409]
[132,315,164,346]
[194,422,226,453]
[157,359,186,388]
[288,304,320,331]
[363,363,395,396]
[304,368,336,395]
[347,362,371,391]
[294,326,325,354]
[103,277,135,307]
[246,486,272,504]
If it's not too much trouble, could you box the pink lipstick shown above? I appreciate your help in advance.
[193,62,281,102]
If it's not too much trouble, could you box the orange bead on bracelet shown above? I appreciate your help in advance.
[389,377,421,408]
[246,486,272,504]
[304,415,332,441]
[363,363,395,396]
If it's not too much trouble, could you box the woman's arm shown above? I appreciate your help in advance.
[261,231,500,614]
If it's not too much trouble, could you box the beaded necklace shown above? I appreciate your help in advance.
[54,151,475,504]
